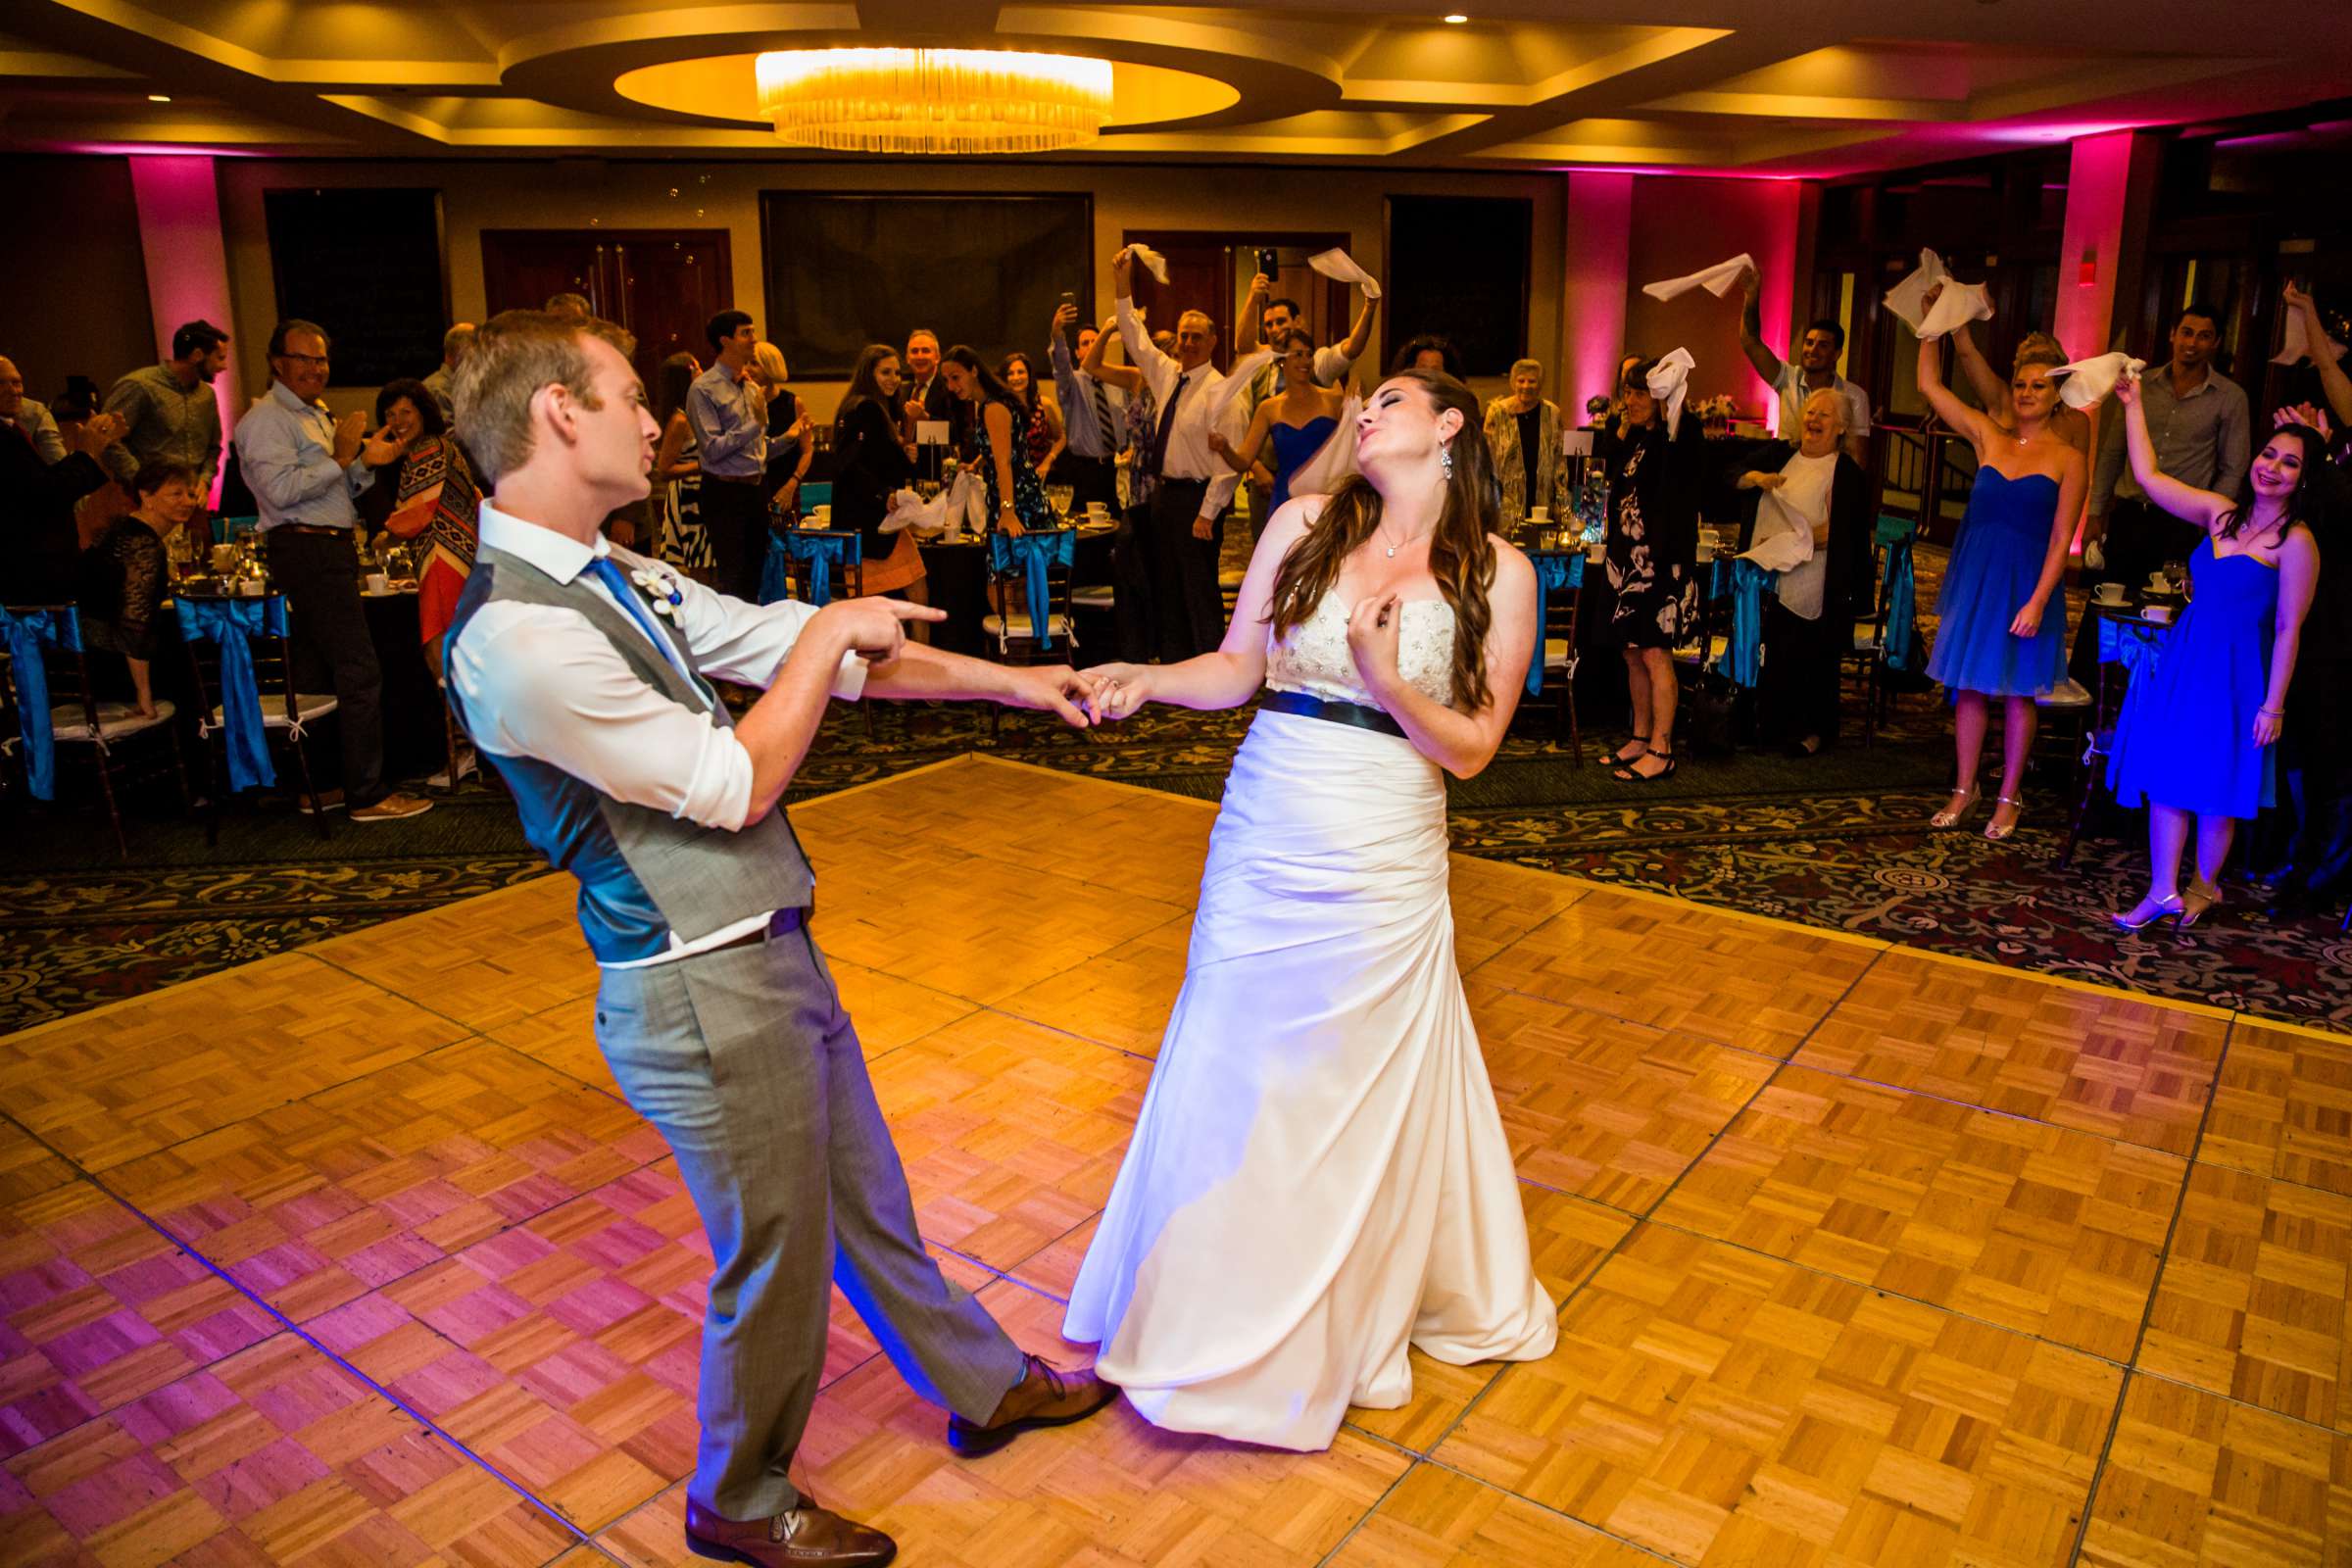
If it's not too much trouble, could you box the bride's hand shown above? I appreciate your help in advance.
[1084,662,1152,722]
[1345,593,1403,692]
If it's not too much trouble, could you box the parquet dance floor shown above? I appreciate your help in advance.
[4,756,2345,1566]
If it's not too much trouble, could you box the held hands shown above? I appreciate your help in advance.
[1005,664,1105,729]
[1080,662,1152,723]
[2009,600,2045,639]
[1346,592,1404,692]
[816,596,948,666]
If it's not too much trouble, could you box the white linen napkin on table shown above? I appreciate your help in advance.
[1645,347,1695,436]
[2051,352,2146,411]
[1307,248,1382,300]
[1641,253,1754,303]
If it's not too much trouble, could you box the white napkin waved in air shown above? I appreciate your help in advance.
[1882,248,1949,335]
[1741,527,1813,574]
[1641,254,1754,303]
[1645,347,1695,436]
[1307,248,1382,301]
[2050,352,2146,411]
[1122,244,1171,285]
[2274,308,2347,368]
[1201,350,1275,434]
[1285,395,1362,502]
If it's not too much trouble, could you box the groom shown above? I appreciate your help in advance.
[444,310,1117,1568]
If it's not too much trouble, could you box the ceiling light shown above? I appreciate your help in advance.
[755,48,1112,155]
[1444,13,1470,22]
[147,93,171,103]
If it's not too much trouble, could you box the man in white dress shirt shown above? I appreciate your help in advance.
[442,310,1116,1568]
[1112,247,1244,661]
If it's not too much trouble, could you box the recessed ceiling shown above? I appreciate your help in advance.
[1,2,2344,176]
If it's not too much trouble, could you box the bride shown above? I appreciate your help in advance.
[1065,368,1555,1450]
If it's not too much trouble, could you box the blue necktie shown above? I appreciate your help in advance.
[588,554,709,704]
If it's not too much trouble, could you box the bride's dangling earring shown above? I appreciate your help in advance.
[1440,443,1453,482]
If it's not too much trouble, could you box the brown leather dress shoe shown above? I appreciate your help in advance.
[947,1352,1121,1458]
[683,1496,895,1567]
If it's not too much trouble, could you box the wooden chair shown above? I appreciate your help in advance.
[2,603,188,858]
[983,526,1079,742]
[1529,552,1585,764]
[1843,514,1919,746]
[177,592,338,842]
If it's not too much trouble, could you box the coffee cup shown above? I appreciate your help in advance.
[2143,604,2173,623]
[1695,539,1715,564]
[1530,507,1550,522]
[1086,502,1109,520]
[238,578,263,597]
[2093,582,2127,604]
[2147,571,2170,589]
[365,571,390,595]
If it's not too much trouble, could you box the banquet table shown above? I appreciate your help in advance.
[912,522,1118,658]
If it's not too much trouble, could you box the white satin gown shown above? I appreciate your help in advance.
[1063,591,1556,1450]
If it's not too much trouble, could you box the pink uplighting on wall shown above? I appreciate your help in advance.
[1563,172,1634,419]
[125,155,239,507]
[2053,127,2138,551]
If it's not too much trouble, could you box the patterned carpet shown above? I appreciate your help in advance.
[6,607,2347,1037]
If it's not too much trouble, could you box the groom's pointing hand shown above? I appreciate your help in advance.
[1007,665,1102,728]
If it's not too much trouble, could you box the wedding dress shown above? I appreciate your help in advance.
[1064,590,1556,1450]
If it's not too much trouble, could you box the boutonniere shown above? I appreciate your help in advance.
[629,564,685,619]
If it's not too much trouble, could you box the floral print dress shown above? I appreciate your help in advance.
[1602,417,1703,650]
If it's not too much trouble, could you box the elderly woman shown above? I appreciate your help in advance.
[80,458,197,717]
[371,376,480,677]
[1484,359,1571,523]
[1733,387,1875,756]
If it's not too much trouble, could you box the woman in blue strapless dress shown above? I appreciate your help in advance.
[1916,330,2085,841]
[1214,327,1350,521]
[2106,378,2323,930]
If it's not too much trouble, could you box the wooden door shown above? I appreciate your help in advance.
[1122,230,1355,374]
[1121,235,1234,371]
[479,229,735,389]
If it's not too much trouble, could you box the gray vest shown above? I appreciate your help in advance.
[445,541,813,962]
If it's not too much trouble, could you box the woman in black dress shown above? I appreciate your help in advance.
[1599,356,1706,781]
[831,343,929,626]
[81,458,198,715]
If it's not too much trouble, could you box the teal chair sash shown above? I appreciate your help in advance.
[177,594,286,791]
[989,528,1077,651]
[1,605,82,800]
[1525,552,1585,695]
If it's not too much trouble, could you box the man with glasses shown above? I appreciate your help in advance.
[231,319,432,821]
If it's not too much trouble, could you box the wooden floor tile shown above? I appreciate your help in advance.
[1472,980,1776,1215]
[0,1330,579,1567]
[1467,888,1878,1058]
[1792,948,2228,1155]
[993,913,1191,1057]
[1436,1223,2124,1567]
[1323,1462,1658,1567]
[0,1119,74,1208]
[868,1010,1151,1273]
[485,999,621,1099]
[1652,1065,2184,1361]
[1446,858,1589,973]
[0,953,469,1173]
[2202,1019,2352,1196]
[303,881,597,1032]
[0,1179,277,1459]
[823,957,984,1059]
[2139,1162,2352,1431]
[104,1041,667,1325]
[2081,1373,2352,1568]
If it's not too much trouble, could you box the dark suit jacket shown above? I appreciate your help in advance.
[910,373,974,460]
[1,434,108,605]
[1723,438,1874,625]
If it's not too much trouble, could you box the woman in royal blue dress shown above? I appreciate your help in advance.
[2107,378,2323,929]
[1212,328,1348,516]
[1916,326,2085,840]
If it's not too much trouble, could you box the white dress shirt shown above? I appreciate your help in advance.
[1115,297,1242,518]
[447,502,865,965]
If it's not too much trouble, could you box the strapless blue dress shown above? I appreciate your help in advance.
[2109,537,2281,818]
[1268,416,1339,513]
[1927,467,2067,697]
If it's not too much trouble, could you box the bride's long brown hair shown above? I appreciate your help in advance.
[1266,370,1503,712]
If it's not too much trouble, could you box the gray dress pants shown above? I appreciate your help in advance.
[593,920,1024,1519]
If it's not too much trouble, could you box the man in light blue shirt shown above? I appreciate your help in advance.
[687,308,769,601]
[1048,302,1124,512]
[232,318,428,821]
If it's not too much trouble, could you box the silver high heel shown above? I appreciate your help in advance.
[1984,795,2024,842]
[2111,894,2183,931]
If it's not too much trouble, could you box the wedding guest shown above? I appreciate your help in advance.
[1951,325,2089,452]
[421,322,474,424]
[687,309,769,601]
[750,341,810,514]
[1,354,121,603]
[1389,334,1466,381]
[2086,302,2250,597]
[1082,316,1159,661]
[0,355,68,465]
[80,458,196,716]
[233,319,431,821]
[1915,323,2082,841]
[1000,351,1064,487]
[831,344,928,625]
[1483,359,1570,523]
[1113,247,1243,659]
[376,382,482,679]
[102,318,228,491]
[1732,388,1873,756]
[1211,329,1346,516]
[652,353,712,581]
[358,377,436,529]
[1237,273,1378,387]
[2109,382,2321,929]
[1599,356,1708,782]
[903,327,969,465]
[1734,262,1870,463]
[946,346,1049,538]
[1048,303,1124,511]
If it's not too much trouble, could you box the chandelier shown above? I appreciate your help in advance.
[754,48,1113,155]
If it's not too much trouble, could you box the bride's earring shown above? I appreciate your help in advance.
[1440,443,1453,481]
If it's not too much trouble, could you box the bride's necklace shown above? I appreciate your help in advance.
[1376,520,1429,559]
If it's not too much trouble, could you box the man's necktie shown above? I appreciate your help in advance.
[1148,373,1188,480]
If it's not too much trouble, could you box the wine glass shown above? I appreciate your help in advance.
[1046,483,1075,520]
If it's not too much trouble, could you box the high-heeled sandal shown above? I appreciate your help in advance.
[1612,748,1677,783]
[1609,737,1649,765]
[1930,787,1980,830]
[2180,882,2224,928]
[1984,795,2025,842]
[2111,893,2184,931]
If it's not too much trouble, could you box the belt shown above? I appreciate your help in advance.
[705,906,807,956]
[702,473,763,487]
[266,524,353,539]
[1261,689,1406,739]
